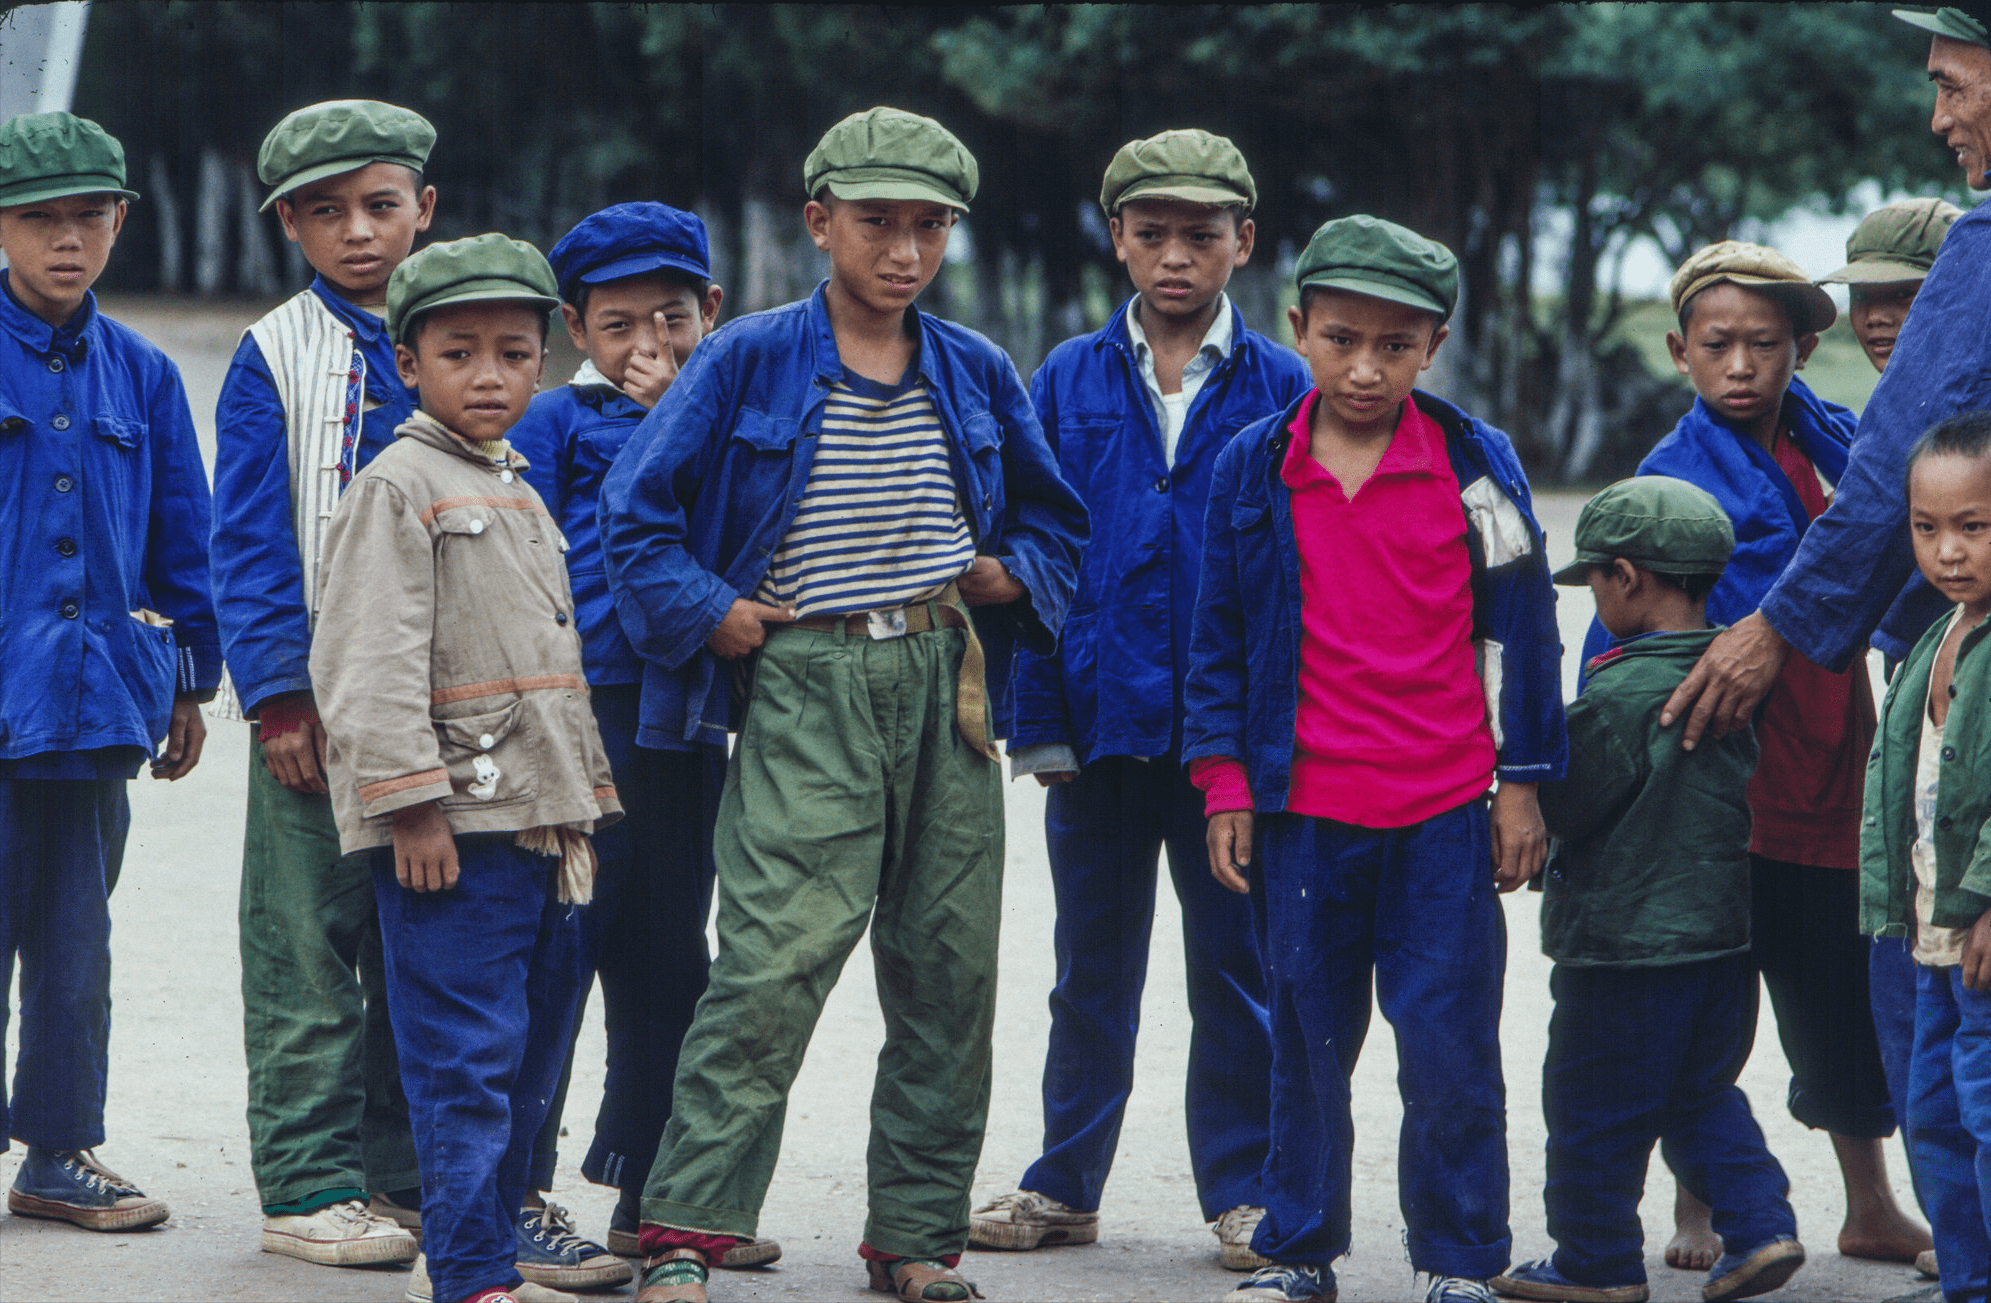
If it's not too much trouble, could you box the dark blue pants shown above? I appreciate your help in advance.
[1248,801,1510,1277]
[1908,964,1991,1303]
[1020,755,1272,1218]
[1872,936,1936,1222]
[372,838,585,1303]
[1543,956,1794,1287]
[1,778,128,1150]
[528,685,722,1197]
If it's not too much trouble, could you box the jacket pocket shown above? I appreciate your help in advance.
[433,699,537,806]
[120,613,178,746]
[95,415,144,449]
[730,410,801,451]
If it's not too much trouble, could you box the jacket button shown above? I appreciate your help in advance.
[500,470,514,484]
[47,357,64,373]
[478,733,495,750]
[1943,745,1957,762]
[1865,816,1877,827]
[54,538,76,558]
[53,475,73,492]
[555,611,568,625]
[50,415,70,431]
[1155,477,1169,492]
[1939,816,1954,832]
[59,601,79,619]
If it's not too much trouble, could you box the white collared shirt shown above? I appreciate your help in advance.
[1126,292,1234,467]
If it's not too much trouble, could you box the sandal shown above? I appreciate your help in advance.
[636,1248,710,1303]
[866,1256,985,1301]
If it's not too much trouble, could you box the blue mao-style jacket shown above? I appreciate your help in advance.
[508,380,647,686]
[598,282,1090,751]
[0,273,221,760]
[1761,196,1991,667]
[1009,297,1313,763]
[209,277,414,718]
[1183,389,1568,811]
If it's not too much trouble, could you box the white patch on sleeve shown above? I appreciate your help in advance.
[469,754,501,801]
[1475,639,1505,751]
[1461,476,1534,568]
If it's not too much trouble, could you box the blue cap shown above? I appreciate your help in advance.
[547,202,711,305]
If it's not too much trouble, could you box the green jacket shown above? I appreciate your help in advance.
[1860,609,1991,936]
[1537,627,1759,967]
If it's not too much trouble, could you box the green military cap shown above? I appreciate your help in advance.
[385,233,560,345]
[1551,476,1735,585]
[1295,215,1458,321]
[258,99,435,212]
[0,113,139,208]
[1893,6,1990,46]
[803,107,978,213]
[1669,240,1838,336]
[1819,197,1965,284]
[1099,129,1256,216]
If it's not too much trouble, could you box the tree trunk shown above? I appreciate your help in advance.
[149,153,183,293]
[194,147,228,297]
[234,158,279,297]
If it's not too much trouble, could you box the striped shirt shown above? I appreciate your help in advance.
[757,369,975,617]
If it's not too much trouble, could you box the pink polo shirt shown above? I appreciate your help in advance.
[1194,392,1495,828]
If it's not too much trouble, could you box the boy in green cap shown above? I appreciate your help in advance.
[600,106,1087,1303]
[1492,476,1806,1303]
[1188,214,1564,1303]
[0,110,220,1235]
[1818,197,1964,373]
[978,128,1306,1267]
[209,97,434,1270]
[309,233,623,1303]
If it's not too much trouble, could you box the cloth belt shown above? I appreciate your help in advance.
[774,579,998,762]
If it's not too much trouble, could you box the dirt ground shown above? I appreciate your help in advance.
[1,296,1929,1302]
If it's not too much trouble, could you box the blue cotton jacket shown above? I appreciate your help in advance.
[508,379,646,686]
[0,273,221,760]
[1183,390,1567,810]
[1760,197,1991,667]
[599,282,1089,750]
[210,278,414,717]
[1579,378,1855,672]
[1010,297,1312,763]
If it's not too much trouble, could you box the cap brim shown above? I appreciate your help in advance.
[1894,7,1991,43]
[821,177,969,213]
[578,252,713,288]
[1714,274,1839,335]
[261,155,423,211]
[1817,259,1931,285]
[0,179,138,208]
[1551,555,1606,585]
[396,283,560,340]
[1298,273,1449,319]
[1112,180,1251,211]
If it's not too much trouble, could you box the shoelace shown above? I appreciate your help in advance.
[62,1152,141,1198]
[980,1190,1058,1213]
[526,1202,594,1253]
[1215,1206,1265,1238]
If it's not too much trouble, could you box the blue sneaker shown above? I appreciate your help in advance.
[1223,1264,1336,1302]
[1492,1258,1649,1303]
[1425,1278,1501,1303]
[514,1202,634,1290]
[7,1148,169,1232]
[1702,1237,1804,1302]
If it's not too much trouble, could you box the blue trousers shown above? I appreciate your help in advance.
[372,838,585,1303]
[1248,802,1510,1277]
[1543,956,1794,1287]
[1908,964,1991,1303]
[1,778,128,1150]
[1872,937,1937,1223]
[529,685,722,1196]
[1020,755,1272,1218]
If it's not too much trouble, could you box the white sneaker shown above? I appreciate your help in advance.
[405,1256,577,1303]
[261,1198,419,1266]
[1214,1204,1273,1270]
[406,1252,432,1303]
[967,1189,1099,1250]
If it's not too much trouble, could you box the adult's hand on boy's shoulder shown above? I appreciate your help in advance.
[150,695,207,781]
[707,598,796,659]
[1207,810,1254,894]
[1661,611,1790,751]
[1490,781,1546,893]
[959,556,1025,607]
[622,314,680,409]
[391,800,459,893]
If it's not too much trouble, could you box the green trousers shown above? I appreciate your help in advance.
[641,624,1003,1258]
[240,736,419,1209]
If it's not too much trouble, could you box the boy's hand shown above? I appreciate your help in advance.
[1490,781,1546,892]
[959,556,1026,606]
[707,598,797,658]
[391,800,459,892]
[1965,911,1991,992]
[259,691,330,794]
[1035,770,1077,787]
[1207,810,1254,894]
[621,313,681,409]
[150,695,207,781]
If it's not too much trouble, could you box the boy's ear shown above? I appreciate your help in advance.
[1612,558,1642,592]
[1665,330,1691,376]
[110,199,128,241]
[1419,322,1450,371]
[1231,216,1256,269]
[274,198,300,244]
[700,284,724,333]
[559,302,588,353]
[803,199,833,253]
[1794,331,1821,370]
[414,185,437,234]
[1108,214,1131,266]
[1288,302,1306,350]
[394,340,421,390]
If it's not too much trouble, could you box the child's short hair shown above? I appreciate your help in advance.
[1907,411,1991,483]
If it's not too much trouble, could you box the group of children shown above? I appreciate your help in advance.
[2,86,1988,1303]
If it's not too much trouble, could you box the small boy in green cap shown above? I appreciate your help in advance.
[600,106,1087,1303]
[0,110,220,1236]
[1187,215,1564,1303]
[1494,476,1805,1303]
[309,233,623,1303]
[209,97,436,1270]
[1818,197,1963,374]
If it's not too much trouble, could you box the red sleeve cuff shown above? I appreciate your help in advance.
[1189,755,1253,817]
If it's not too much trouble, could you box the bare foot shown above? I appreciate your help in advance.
[1666,1183,1720,1271]
[1838,1207,1933,1263]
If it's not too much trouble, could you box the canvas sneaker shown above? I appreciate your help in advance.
[406,1254,580,1303]
[515,1202,634,1289]
[1492,1258,1649,1303]
[1426,1277,1501,1303]
[1223,1264,1336,1302]
[7,1148,170,1232]
[262,1196,419,1265]
[1214,1204,1274,1270]
[967,1189,1099,1250]
[1701,1237,1804,1302]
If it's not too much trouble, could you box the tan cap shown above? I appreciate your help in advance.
[1818,197,1964,284]
[1670,240,1837,336]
